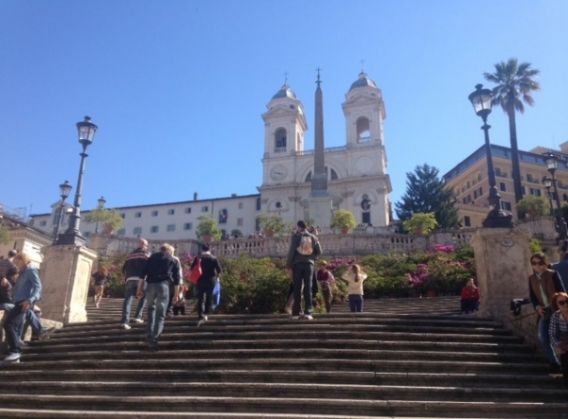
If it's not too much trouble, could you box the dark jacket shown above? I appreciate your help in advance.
[143,251,181,285]
[191,252,222,282]
[286,230,322,268]
[122,247,149,279]
[529,269,563,311]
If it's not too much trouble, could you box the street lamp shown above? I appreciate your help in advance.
[544,153,568,240]
[53,180,72,243]
[56,116,98,246]
[468,84,513,228]
[542,176,554,215]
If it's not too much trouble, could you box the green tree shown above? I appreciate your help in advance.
[395,164,458,228]
[330,209,357,233]
[484,58,540,205]
[196,215,222,242]
[403,212,438,235]
[516,195,548,220]
[256,213,286,236]
[84,208,124,234]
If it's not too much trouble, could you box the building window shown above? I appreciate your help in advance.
[168,209,175,215]
[135,212,142,218]
[40,220,47,226]
[256,197,261,211]
[237,217,243,227]
[201,206,209,213]
[218,209,228,224]
[501,201,512,211]
[184,223,192,230]
[238,202,243,209]
[499,182,506,192]
[133,227,142,236]
[275,201,282,209]
[151,210,159,217]
[185,207,192,214]
[117,228,125,236]
[150,226,159,233]
[120,213,125,219]
[530,188,541,197]
[464,216,471,227]
[274,128,287,152]
[167,224,176,232]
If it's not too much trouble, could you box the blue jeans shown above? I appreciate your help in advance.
[121,279,145,324]
[3,304,27,354]
[348,294,363,312]
[292,263,314,316]
[537,314,559,365]
[145,281,169,345]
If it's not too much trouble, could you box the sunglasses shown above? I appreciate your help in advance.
[558,300,568,306]
[531,261,545,266]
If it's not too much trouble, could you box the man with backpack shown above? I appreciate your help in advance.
[286,220,322,320]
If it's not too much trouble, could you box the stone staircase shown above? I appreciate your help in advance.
[0,296,567,418]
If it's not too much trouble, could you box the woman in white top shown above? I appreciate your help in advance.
[341,264,368,313]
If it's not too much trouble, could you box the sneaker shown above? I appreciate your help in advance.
[203,315,208,321]
[304,314,314,320]
[197,319,206,327]
[121,323,131,330]
[4,352,21,362]
[133,318,144,324]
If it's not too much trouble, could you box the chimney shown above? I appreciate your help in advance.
[193,192,198,201]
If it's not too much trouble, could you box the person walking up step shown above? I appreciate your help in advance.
[137,243,181,351]
[286,220,321,320]
[120,238,149,329]
[192,244,222,327]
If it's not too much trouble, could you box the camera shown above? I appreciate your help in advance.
[510,298,530,316]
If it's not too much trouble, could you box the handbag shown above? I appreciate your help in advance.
[189,257,202,285]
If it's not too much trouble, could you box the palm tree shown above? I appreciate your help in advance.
[484,58,540,207]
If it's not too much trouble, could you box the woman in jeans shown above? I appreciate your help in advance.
[549,292,568,386]
[341,264,367,313]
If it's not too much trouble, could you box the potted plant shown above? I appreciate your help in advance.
[85,208,124,235]
[257,213,286,237]
[196,216,222,243]
[402,212,438,236]
[330,209,357,234]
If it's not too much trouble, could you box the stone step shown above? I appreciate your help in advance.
[0,368,560,388]
[0,381,565,402]
[0,394,567,418]
[1,357,548,374]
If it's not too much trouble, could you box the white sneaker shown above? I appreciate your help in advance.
[121,323,131,330]
[4,352,21,362]
[197,319,206,327]
[203,315,208,321]
[133,318,144,324]
[304,314,314,320]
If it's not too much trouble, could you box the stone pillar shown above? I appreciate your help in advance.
[40,244,98,324]
[470,227,536,344]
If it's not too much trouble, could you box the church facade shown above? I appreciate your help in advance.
[30,72,392,241]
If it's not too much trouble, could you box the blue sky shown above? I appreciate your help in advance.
[1,0,567,218]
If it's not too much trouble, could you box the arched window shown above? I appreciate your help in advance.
[356,117,371,142]
[304,166,339,182]
[275,128,287,152]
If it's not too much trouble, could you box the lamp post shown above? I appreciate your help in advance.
[544,153,568,240]
[542,176,554,215]
[53,180,72,243]
[468,84,513,228]
[94,196,106,234]
[56,116,98,246]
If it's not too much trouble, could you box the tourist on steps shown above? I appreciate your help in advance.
[529,252,564,366]
[137,243,181,351]
[120,238,149,329]
[91,266,110,309]
[316,260,335,313]
[340,263,367,313]
[460,278,480,314]
[549,292,568,386]
[3,252,42,363]
[192,244,222,327]
[286,220,321,320]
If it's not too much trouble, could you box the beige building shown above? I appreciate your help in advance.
[444,142,568,227]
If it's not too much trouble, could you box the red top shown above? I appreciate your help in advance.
[461,286,480,300]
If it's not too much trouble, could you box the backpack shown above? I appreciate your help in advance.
[297,233,314,256]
